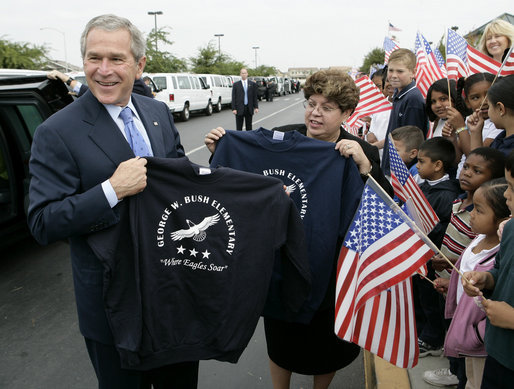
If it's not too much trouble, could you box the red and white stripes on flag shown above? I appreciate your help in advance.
[383,37,400,64]
[446,28,469,81]
[341,277,418,368]
[346,76,392,127]
[335,179,433,368]
[388,135,439,235]
[415,32,446,98]
[467,45,500,75]
[499,46,514,76]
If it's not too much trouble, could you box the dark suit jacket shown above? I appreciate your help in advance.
[27,90,184,344]
[231,80,258,114]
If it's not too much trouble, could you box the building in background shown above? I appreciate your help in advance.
[465,12,514,47]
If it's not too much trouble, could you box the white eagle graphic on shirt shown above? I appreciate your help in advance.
[170,214,220,242]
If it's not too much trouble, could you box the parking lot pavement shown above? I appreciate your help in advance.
[370,352,453,389]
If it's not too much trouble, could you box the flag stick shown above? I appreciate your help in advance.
[477,45,514,111]
[445,28,452,108]
[365,173,469,282]
[416,272,437,286]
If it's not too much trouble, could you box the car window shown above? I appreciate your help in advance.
[177,76,191,89]
[199,78,208,89]
[0,103,43,148]
[18,105,45,137]
[153,77,167,90]
[192,77,200,89]
[171,76,177,89]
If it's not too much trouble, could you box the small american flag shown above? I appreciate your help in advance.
[389,23,401,32]
[383,37,400,64]
[415,32,446,98]
[446,29,469,80]
[433,47,446,71]
[346,76,392,127]
[335,179,433,368]
[388,134,439,234]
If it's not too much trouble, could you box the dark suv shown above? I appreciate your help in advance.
[0,75,73,247]
[249,76,267,101]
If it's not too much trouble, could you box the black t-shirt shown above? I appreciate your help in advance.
[88,156,310,370]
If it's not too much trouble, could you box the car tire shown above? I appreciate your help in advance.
[214,98,222,113]
[205,101,213,116]
[180,104,190,121]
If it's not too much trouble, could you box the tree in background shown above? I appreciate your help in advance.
[189,42,247,75]
[248,65,278,77]
[0,37,48,69]
[145,28,187,73]
[359,48,385,74]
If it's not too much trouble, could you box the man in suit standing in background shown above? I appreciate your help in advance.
[232,68,259,130]
[28,14,198,389]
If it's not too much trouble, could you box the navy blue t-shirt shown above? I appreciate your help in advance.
[211,128,363,322]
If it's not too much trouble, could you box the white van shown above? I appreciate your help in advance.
[149,73,213,121]
[227,75,241,86]
[197,74,232,112]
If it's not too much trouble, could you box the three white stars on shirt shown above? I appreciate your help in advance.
[176,245,211,259]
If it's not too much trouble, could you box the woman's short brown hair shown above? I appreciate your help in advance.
[303,69,360,112]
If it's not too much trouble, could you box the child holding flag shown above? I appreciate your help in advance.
[463,150,514,389]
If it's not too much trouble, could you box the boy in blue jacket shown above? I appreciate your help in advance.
[381,48,428,174]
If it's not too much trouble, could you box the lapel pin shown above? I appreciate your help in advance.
[153,121,159,126]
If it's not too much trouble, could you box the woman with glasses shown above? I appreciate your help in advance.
[205,69,391,389]
[206,69,391,193]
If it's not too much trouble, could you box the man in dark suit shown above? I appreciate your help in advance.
[231,68,258,130]
[28,14,198,389]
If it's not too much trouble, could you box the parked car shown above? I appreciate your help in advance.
[197,74,232,112]
[249,76,267,101]
[0,74,74,247]
[150,73,213,121]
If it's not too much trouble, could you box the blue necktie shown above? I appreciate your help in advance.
[119,107,152,157]
[243,81,248,105]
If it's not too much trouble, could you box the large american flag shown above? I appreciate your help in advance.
[383,37,400,64]
[335,179,434,368]
[388,135,439,234]
[346,76,392,127]
[446,28,469,80]
[415,32,446,97]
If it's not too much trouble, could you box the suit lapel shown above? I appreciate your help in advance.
[82,91,134,165]
[132,95,166,157]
